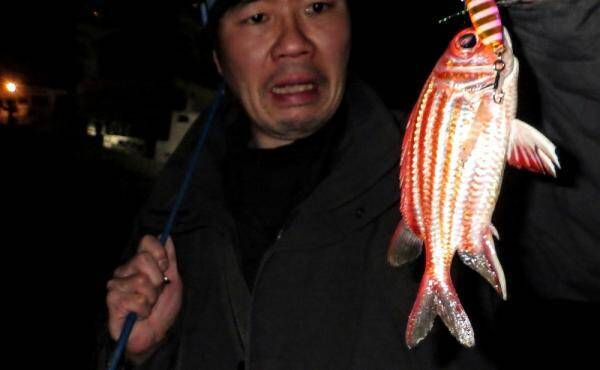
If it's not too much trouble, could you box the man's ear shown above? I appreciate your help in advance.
[212,50,223,76]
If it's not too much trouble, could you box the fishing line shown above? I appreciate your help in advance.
[437,0,521,25]
[437,9,469,25]
[106,80,226,370]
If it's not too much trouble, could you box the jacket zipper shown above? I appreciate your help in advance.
[242,210,298,370]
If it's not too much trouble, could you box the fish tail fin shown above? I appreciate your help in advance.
[406,273,475,348]
[458,225,507,300]
[387,220,423,267]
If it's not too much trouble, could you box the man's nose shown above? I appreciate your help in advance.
[272,17,314,61]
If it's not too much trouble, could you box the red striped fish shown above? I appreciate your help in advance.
[466,0,504,52]
[388,27,560,348]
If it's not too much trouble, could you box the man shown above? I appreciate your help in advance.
[99,1,499,369]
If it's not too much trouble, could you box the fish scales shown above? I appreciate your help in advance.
[403,68,507,347]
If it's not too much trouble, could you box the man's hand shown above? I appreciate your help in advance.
[106,235,182,363]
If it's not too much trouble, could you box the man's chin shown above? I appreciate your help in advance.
[276,116,329,138]
[249,117,326,148]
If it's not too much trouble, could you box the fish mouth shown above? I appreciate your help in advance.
[436,65,496,74]
[445,76,497,94]
[463,79,497,93]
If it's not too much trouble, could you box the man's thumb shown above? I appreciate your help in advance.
[164,236,178,271]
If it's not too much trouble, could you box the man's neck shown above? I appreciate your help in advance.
[249,125,297,149]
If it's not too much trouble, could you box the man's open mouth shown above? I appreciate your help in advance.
[272,83,316,95]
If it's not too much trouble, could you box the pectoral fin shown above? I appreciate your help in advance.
[507,119,560,177]
[387,220,423,267]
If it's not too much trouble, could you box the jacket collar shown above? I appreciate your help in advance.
[299,75,400,213]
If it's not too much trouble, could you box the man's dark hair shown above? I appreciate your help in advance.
[205,0,243,49]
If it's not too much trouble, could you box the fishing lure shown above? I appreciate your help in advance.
[465,0,504,53]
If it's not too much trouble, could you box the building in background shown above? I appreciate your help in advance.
[82,79,214,162]
[154,81,213,163]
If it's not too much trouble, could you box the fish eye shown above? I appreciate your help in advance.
[459,33,477,49]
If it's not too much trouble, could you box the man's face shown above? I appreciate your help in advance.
[214,0,351,148]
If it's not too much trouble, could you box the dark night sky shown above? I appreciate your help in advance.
[1,1,466,108]
[1,2,78,88]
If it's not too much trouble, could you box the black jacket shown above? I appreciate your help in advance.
[502,0,600,302]
[97,76,501,370]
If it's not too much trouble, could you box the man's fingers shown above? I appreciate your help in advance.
[138,235,169,273]
[134,252,167,287]
[107,274,159,309]
[113,250,166,287]
[107,290,151,319]
[113,264,133,279]
[106,275,159,340]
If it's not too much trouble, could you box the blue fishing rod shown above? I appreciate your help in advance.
[102,1,223,368]
[106,81,225,370]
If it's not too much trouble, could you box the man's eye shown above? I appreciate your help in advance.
[305,2,331,15]
[245,13,266,24]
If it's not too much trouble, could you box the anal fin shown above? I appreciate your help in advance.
[458,225,507,300]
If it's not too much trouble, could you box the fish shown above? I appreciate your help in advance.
[387,27,560,348]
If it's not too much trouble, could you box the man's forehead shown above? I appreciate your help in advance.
[229,0,347,11]
[222,0,264,13]
[234,0,267,9]
[231,0,310,9]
